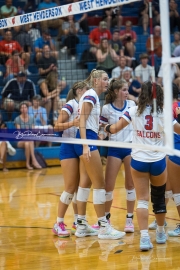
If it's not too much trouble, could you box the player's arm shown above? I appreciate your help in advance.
[105,117,129,134]
[54,110,79,131]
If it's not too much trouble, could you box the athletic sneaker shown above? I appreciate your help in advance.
[98,221,126,240]
[156,230,167,244]
[92,213,111,230]
[52,222,70,237]
[168,224,180,237]
[75,219,98,238]
[140,237,153,251]
[124,217,134,233]
[71,222,77,235]
[149,220,167,230]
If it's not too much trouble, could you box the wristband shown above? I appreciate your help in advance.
[105,124,112,134]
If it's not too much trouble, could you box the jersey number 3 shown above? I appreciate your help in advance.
[145,115,153,130]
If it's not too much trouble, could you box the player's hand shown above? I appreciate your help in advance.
[83,145,91,162]
[73,116,80,127]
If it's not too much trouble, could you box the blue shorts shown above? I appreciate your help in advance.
[59,143,79,160]
[131,157,166,176]
[108,147,131,160]
[74,129,98,157]
[169,142,180,165]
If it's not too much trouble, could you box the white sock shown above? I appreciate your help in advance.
[140,229,149,238]
[157,225,165,233]
[127,213,133,218]
[78,215,86,220]
[98,216,107,223]
[74,214,78,224]
[57,217,64,223]
[105,212,110,217]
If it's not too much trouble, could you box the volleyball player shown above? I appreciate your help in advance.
[74,69,126,239]
[52,81,88,237]
[105,81,180,250]
[168,83,180,237]
[92,79,136,232]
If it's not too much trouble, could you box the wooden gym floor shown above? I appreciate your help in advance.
[0,165,180,270]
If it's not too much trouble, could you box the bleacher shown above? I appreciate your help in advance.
[0,0,177,168]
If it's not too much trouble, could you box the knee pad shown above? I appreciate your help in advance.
[165,190,173,199]
[93,189,106,204]
[151,184,166,214]
[60,191,74,205]
[126,189,136,201]
[72,192,77,204]
[77,187,90,202]
[173,193,180,206]
[105,191,113,201]
[137,200,149,209]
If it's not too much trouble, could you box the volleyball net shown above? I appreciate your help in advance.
[0,0,180,157]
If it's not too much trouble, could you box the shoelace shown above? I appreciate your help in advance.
[59,222,67,231]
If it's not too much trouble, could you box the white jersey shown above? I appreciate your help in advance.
[122,105,166,162]
[61,99,79,138]
[78,88,100,134]
[100,100,136,142]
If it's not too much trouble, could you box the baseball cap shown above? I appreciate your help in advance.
[99,21,107,29]
[17,71,26,77]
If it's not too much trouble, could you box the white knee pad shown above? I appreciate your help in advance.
[165,190,173,199]
[93,189,106,204]
[105,191,113,201]
[126,189,136,201]
[72,192,77,204]
[137,200,149,209]
[60,191,74,205]
[173,193,180,206]
[77,187,90,202]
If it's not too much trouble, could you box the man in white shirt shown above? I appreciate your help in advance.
[135,53,153,84]
[157,63,180,87]
[111,56,133,79]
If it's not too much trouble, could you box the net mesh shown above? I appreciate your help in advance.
[0,0,180,157]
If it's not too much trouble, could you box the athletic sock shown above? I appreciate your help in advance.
[127,213,133,218]
[74,214,78,224]
[57,217,64,223]
[157,225,165,233]
[140,229,149,238]
[78,215,86,220]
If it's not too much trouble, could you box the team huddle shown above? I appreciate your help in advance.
[52,69,180,251]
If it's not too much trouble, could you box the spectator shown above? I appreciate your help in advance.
[0,30,30,71]
[119,20,137,58]
[135,53,153,83]
[4,50,25,84]
[14,102,42,170]
[146,26,162,58]
[27,23,41,44]
[96,38,119,74]
[111,56,133,79]
[0,0,17,18]
[39,71,65,119]
[157,63,180,88]
[122,70,141,103]
[103,6,123,30]
[2,72,36,120]
[34,29,58,63]
[110,29,124,56]
[169,0,180,33]
[73,0,89,34]
[138,0,149,35]
[61,15,80,60]
[171,32,180,55]
[89,21,112,54]
[12,25,33,55]
[37,0,63,41]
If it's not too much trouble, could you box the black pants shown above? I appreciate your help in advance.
[170,15,180,32]
[80,19,89,34]
[63,35,79,56]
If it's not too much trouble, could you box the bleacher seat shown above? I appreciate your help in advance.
[28,65,39,74]
[87,62,96,73]
[28,74,40,84]
[60,85,69,99]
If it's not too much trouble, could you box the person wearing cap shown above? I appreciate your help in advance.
[34,29,58,63]
[89,21,112,54]
[119,21,137,58]
[135,53,153,84]
[1,72,36,120]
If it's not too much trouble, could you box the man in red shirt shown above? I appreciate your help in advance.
[0,30,30,71]
[89,21,112,54]
[120,20,137,58]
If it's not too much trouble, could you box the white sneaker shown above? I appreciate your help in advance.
[7,142,16,156]
[71,56,76,60]
[61,46,67,53]
[75,219,98,238]
[124,217,134,233]
[98,221,126,240]
[149,220,167,230]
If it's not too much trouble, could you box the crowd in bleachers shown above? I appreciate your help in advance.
[1,0,180,170]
